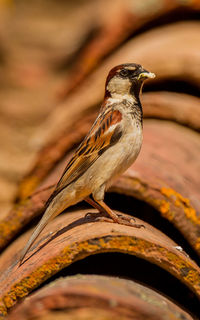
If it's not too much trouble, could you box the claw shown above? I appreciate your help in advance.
[114,214,144,228]
[85,211,145,229]
[95,216,114,223]
[117,214,136,223]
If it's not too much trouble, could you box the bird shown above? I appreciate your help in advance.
[19,63,155,265]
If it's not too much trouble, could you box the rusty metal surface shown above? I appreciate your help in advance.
[0,209,200,317]
[7,275,194,320]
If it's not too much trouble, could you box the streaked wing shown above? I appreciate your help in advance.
[46,108,123,206]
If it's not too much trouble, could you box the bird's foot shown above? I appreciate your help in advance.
[84,211,144,228]
[117,213,136,223]
[93,200,145,228]
[113,213,145,228]
[84,211,109,220]
[94,216,114,223]
[85,211,118,223]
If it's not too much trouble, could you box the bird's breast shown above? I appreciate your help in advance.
[87,118,143,189]
[114,118,143,172]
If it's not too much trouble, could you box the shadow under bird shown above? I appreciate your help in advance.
[19,63,155,265]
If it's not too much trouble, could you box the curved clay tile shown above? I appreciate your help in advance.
[1,119,200,257]
[7,275,194,320]
[14,22,200,202]
[0,210,199,317]
[19,91,200,201]
[112,120,200,255]
[32,22,200,148]
[59,0,200,97]
[142,92,200,131]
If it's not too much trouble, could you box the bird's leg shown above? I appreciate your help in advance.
[95,200,144,228]
[85,196,106,213]
[84,196,111,220]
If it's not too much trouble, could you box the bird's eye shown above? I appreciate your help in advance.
[119,69,129,77]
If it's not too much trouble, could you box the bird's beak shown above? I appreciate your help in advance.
[138,70,155,80]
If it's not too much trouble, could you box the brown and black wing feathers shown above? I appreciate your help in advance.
[46,108,123,207]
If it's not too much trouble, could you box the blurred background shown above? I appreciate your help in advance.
[1,1,200,319]
[0,0,199,216]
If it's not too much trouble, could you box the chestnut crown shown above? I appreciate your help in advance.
[105,63,155,99]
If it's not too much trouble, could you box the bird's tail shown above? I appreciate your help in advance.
[19,204,60,266]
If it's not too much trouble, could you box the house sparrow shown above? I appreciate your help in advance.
[19,63,155,265]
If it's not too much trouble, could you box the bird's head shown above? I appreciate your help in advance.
[105,63,155,101]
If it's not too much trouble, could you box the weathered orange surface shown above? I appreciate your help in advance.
[0,209,199,317]
[7,275,193,320]
[1,120,200,260]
